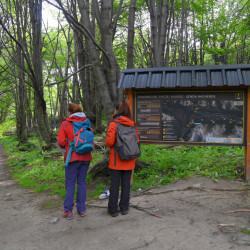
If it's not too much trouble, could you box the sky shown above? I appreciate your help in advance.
[42,2,60,28]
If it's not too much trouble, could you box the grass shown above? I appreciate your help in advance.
[0,118,245,200]
[133,144,244,190]
[241,229,250,234]
[0,118,15,138]
[0,126,106,198]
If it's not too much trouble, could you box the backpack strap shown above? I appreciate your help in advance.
[74,127,85,147]
[64,121,81,167]
[65,141,74,167]
[112,121,119,166]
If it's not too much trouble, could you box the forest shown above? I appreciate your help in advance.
[0,0,249,147]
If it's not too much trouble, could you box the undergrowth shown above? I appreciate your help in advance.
[0,118,245,199]
[0,133,104,198]
[133,144,244,190]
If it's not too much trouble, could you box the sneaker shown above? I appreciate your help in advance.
[99,188,110,200]
[108,210,118,217]
[77,211,86,217]
[62,210,73,220]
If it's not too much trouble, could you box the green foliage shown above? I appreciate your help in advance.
[0,118,16,138]
[133,144,244,190]
[0,132,245,198]
[0,125,108,198]
[89,184,107,199]
[241,229,250,234]
[0,132,65,196]
[0,118,245,199]
[43,200,60,210]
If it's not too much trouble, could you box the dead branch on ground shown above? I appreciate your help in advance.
[132,186,250,197]
[86,203,162,218]
[225,209,250,214]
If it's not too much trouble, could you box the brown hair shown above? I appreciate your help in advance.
[112,100,132,119]
[68,103,82,114]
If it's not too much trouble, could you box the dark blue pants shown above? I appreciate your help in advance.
[64,161,90,212]
[108,169,132,213]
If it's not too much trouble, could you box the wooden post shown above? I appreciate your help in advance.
[245,87,250,180]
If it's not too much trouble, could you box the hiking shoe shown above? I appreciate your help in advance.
[77,211,86,217]
[99,188,110,199]
[108,210,118,217]
[121,210,129,215]
[62,210,73,220]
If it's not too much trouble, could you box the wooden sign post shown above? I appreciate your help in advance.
[126,88,250,180]
[244,87,250,180]
[121,65,250,180]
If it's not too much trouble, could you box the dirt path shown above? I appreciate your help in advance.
[1,144,250,250]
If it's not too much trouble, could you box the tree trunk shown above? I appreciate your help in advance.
[29,0,52,146]
[146,0,160,67]
[127,0,136,69]
[159,0,169,66]
[16,2,28,143]
[77,0,118,121]
[177,0,185,66]
[16,48,28,143]
[165,0,175,67]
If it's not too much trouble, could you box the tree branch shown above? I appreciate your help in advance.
[43,64,93,87]
[92,0,101,25]
[112,0,124,40]
[45,0,111,67]
[0,18,36,83]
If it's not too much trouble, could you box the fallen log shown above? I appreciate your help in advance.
[88,154,150,178]
[87,156,109,177]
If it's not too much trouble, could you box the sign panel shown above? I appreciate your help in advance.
[134,91,245,145]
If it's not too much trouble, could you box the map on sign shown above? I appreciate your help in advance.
[135,91,245,145]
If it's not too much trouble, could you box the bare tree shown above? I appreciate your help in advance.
[47,0,123,121]
[177,0,190,66]
[145,0,174,67]
[16,0,28,143]
[29,0,53,146]
[0,0,53,146]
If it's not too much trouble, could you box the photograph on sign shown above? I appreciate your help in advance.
[135,91,245,145]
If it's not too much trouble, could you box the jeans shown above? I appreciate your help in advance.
[64,161,90,212]
[108,169,132,213]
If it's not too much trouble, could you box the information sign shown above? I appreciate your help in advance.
[134,91,245,145]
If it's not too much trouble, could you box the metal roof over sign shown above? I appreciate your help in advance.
[118,64,250,89]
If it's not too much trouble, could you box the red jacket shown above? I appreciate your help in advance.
[106,116,139,170]
[57,114,92,163]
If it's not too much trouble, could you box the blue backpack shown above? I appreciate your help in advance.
[65,119,94,167]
